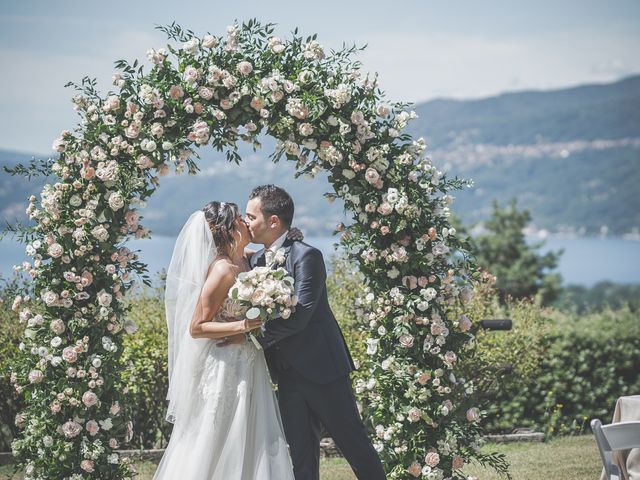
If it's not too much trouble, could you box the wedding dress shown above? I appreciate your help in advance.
[153,299,294,480]
[154,211,294,480]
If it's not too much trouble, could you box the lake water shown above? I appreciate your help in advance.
[1,235,639,287]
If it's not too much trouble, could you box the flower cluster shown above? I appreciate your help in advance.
[228,265,298,323]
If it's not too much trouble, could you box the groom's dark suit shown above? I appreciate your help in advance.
[252,238,385,480]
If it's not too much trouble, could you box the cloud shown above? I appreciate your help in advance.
[353,28,640,103]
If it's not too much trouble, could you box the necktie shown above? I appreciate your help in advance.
[256,251,266,267]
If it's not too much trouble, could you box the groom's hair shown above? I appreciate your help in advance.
[249,185,294,228]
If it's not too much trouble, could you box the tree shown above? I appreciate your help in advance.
[473,199,563,304]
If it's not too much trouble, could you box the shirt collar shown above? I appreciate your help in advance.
[266,230,288,252]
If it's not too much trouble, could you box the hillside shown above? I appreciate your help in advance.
[2,75,639,236]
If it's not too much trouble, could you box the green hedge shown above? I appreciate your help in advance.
[484,306,640,435]
[1,268,638,449]
[0,278,25,452]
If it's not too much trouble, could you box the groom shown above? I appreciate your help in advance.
[226,184,385,480]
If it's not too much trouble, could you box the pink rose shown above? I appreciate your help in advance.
[425,451,440,467]
[459,315,472,332]
[452,455,465,469]
[169,85,184,99]
[380,226,390,235]
[407,407,422,423]
[28,370,44,384]
[125,124,140,139]
[81,270,93,287]
[136,155,153,169]
[399,334,414,348]
[62,346,78,363]
[251,288,267,305]
[86,420,99,436]
[198,86,213,100]
[47,243,63,258]
[250,97,264,111]
[62,420,82,438]
[237,61,253,75]
[418,276,428,287]
[365,168,380,185]
[407,462,421,477]
[183,65,199,84]
[466,407,480,422]
[377,203,393,216]
[80,460,94,473]
[417,372,431,385]
[444,351,457,364]
[109,438,119,449]
[82,391,98,407]
[97,290,112,307]
[431,323,444,336]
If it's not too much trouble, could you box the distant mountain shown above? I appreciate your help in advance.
[409,75,640,235]
[2,75,639,237]
[0,143,347,237]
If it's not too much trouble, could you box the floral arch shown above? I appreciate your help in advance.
[8,20,506,480]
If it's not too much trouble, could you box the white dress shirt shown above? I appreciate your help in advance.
[265,230,288,266]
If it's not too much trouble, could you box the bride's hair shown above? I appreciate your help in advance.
[202,201,241,255]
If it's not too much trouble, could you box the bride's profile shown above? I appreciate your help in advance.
[153,201,294,480]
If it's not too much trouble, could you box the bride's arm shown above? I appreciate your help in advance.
[189,262,262,339]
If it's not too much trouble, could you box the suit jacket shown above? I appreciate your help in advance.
[251,238,355,384]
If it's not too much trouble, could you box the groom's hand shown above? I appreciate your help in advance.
[287,227,304,242]
[216,333,247,347]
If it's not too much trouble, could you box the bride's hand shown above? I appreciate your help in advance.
[242,318,264,332]
[287,227,304,242]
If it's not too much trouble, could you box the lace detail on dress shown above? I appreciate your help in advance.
[215,297,248,322]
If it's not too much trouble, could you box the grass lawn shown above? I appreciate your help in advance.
[0,435,602,479]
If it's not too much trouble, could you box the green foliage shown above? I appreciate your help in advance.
[472,199,563,305]
[506,306,640,436]
[0,276,25,452]
[119,287,172,449]
[555,281,640,313]
[454,273,552,432]
[459,277,640,436]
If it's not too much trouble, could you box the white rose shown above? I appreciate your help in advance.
[407,407,422,423]
[183,65,200,84]
[298,123,314,136]
[237,61,253,76]
[182,38,199,54]
[202,35,217,49]
[47,243,63,258]
[28,369,44,384]
[108,192,124,211]
[97,290,112,307]
[376,104,390,117]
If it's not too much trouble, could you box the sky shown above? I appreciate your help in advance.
[1,0,639,154]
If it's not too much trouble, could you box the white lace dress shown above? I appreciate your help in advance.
[153,298,294,480]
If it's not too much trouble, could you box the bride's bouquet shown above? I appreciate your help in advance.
[228,266,298,349]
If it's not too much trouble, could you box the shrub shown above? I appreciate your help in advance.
[119,285,172,449]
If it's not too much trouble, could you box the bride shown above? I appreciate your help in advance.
[153,201,295,480]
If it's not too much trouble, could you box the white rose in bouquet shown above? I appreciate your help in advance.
[228,265,297,348]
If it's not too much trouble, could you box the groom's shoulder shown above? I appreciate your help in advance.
[290,240,323,259]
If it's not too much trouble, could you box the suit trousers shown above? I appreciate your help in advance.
[277,368,386,480]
